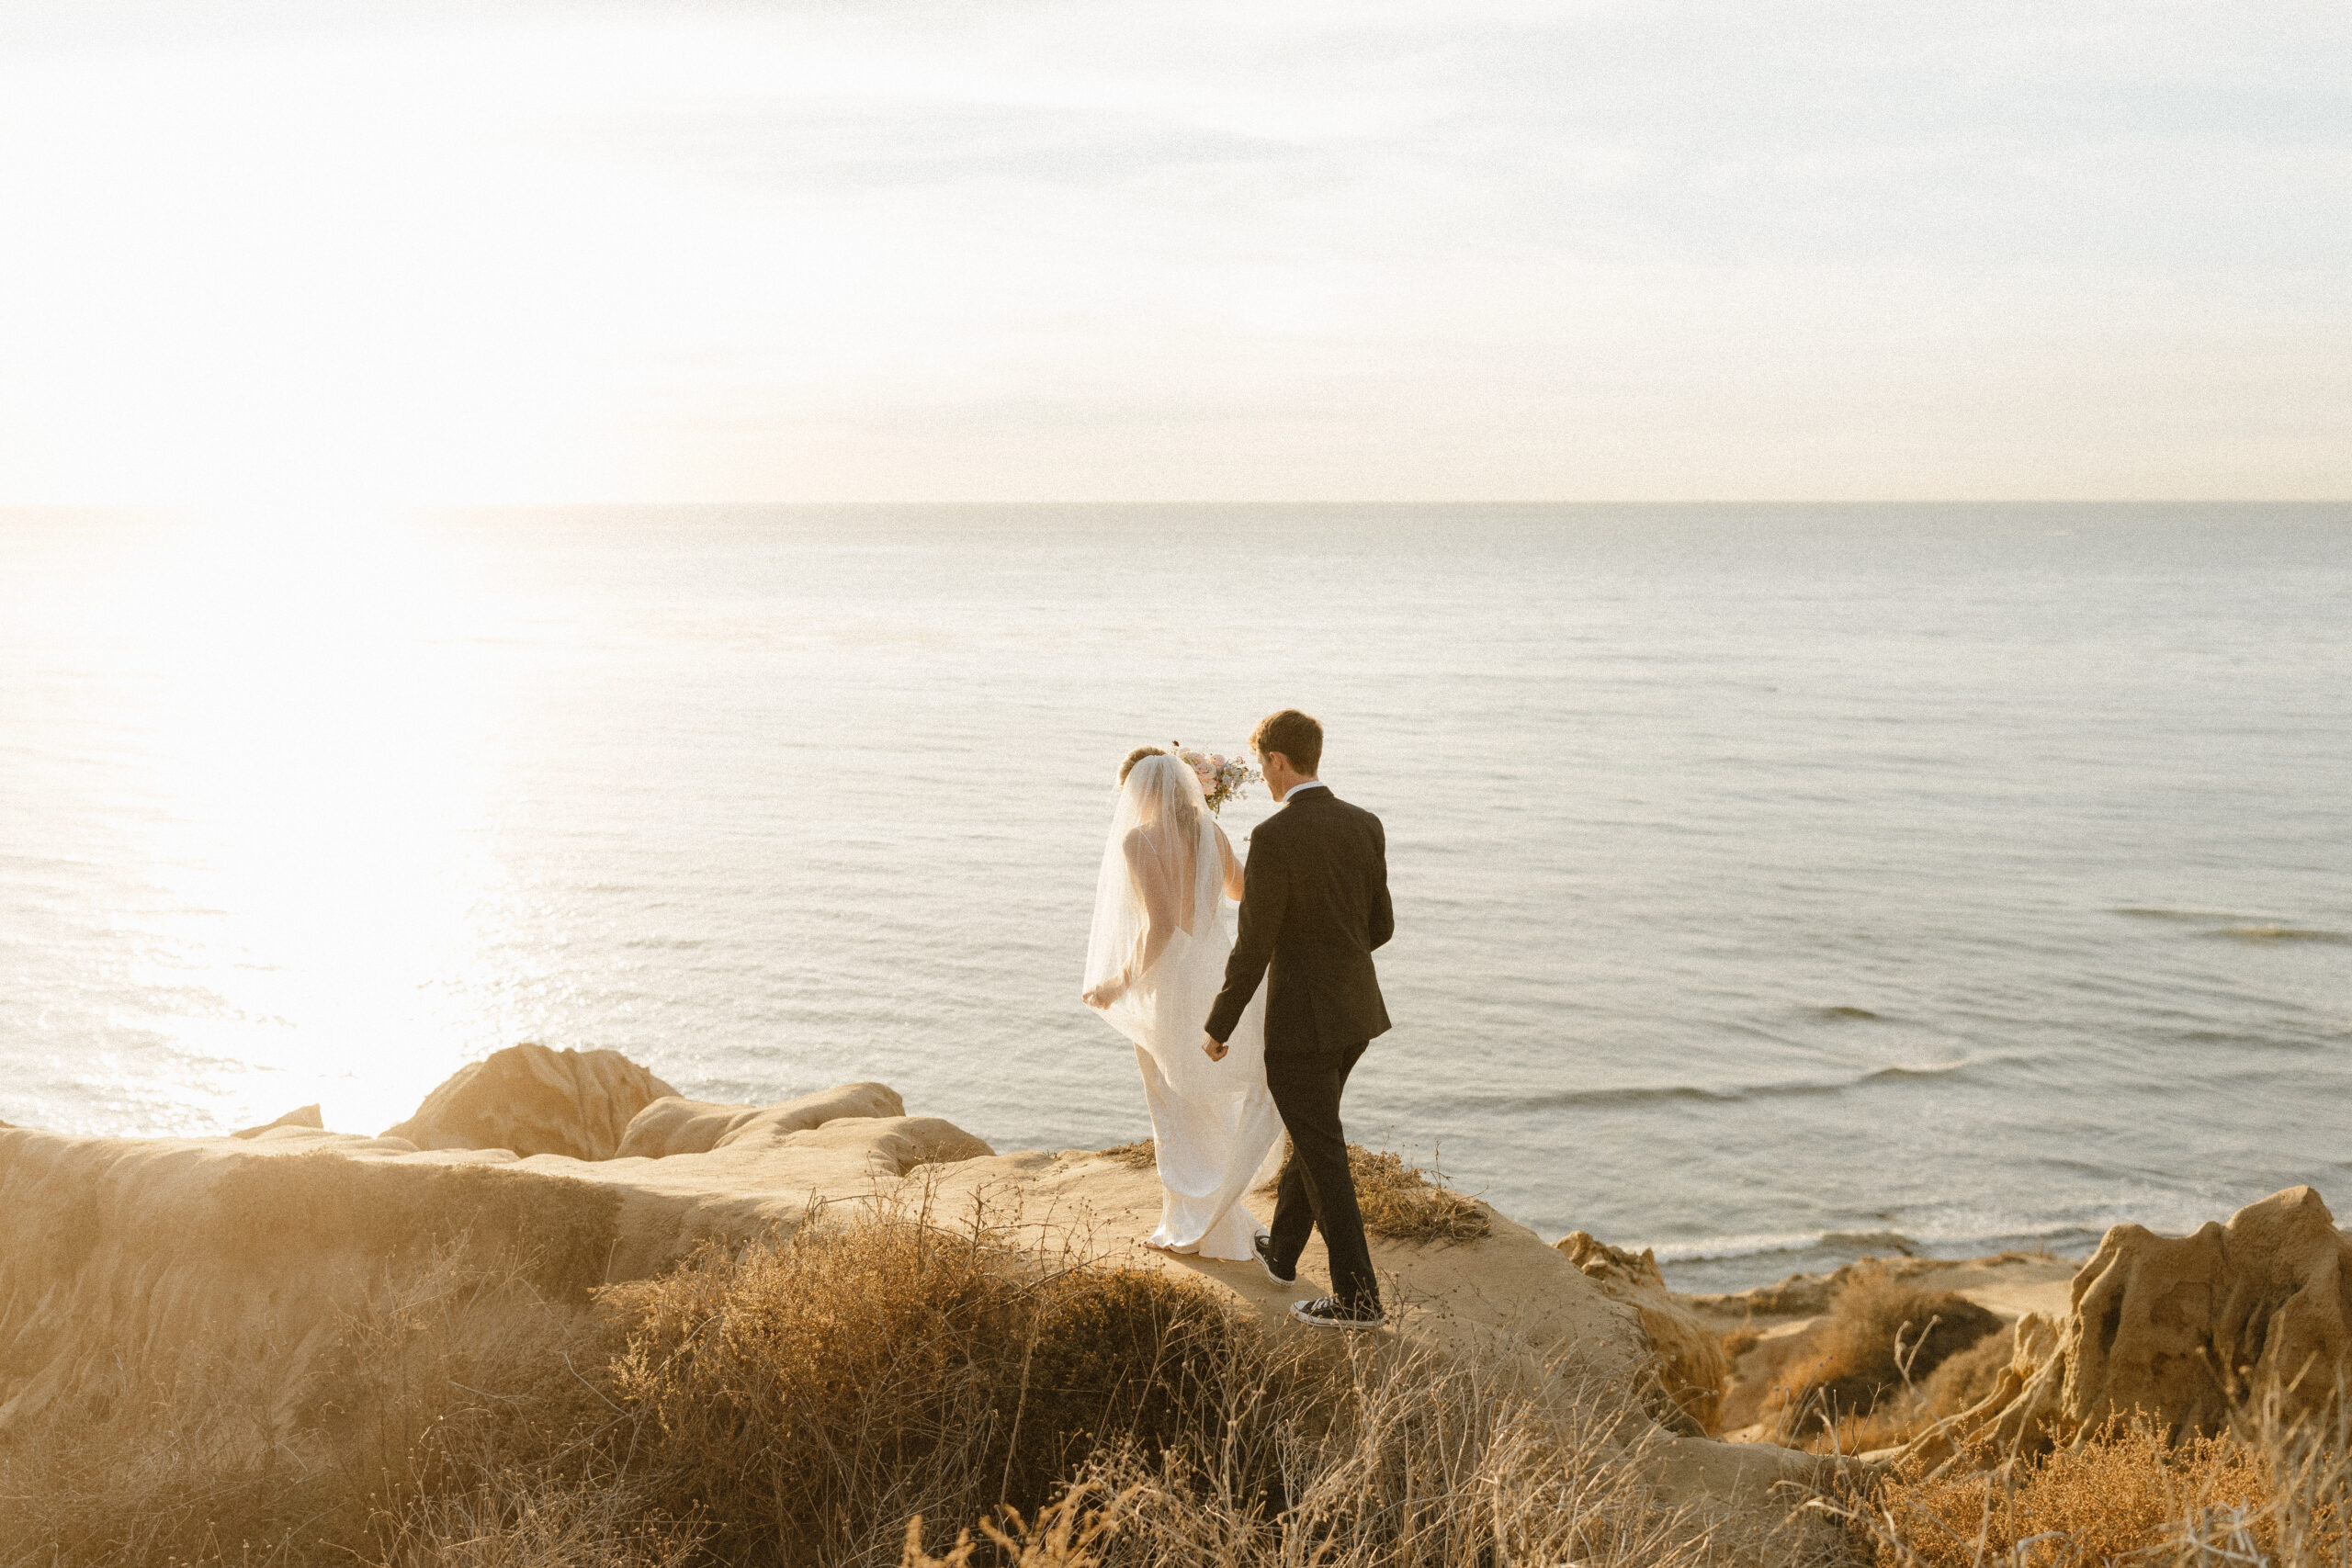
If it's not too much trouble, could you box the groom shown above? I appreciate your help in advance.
[1202,708,1394,1330]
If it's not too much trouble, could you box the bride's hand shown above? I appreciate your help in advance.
[1082,979,1125,1009]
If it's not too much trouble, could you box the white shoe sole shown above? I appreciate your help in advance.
[1290,1305,1385,1330]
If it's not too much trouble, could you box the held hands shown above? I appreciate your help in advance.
[1201,1032,1228,1062]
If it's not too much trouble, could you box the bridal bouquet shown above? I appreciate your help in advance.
[1172,743,1259,814]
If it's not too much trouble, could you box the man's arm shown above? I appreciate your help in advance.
[1204,829,1287,1044]
[1367,815,1394,952]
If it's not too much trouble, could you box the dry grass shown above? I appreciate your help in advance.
[1096,1140,1159,1170]
[605,1192,1252,1562]
[1347,1147,1491,1244]
[1838,1410,2352,1567]
[2,1181,1808,1568]
[1768,1269,2001,1442]
[0,1246,620,1567]
[902,1335,1772,1568]
[1913,1323,2015,1417]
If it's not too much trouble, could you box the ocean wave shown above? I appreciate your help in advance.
[2211,925,2352,946]
[1464,1058,1979,1112]
[1650,1229,1927,1265]
[2112,908,2351,945]
[1647,1231,1833,1265]
[1860,1060,1973,1082]
[1648,1217,2102,1269]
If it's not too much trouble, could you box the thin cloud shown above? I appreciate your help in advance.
[0,2,2345,502]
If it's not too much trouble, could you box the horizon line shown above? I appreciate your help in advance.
[4,497,2349,516]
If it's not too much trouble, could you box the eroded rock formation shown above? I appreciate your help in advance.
[1910,1186,2352,1465]
[1558,1229,1729,1434]
[232,1103,323,1139]
[616,1081,906,1157]
[383,1042,677,1159]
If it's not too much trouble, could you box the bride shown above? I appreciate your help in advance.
[1081,748,1283,1260]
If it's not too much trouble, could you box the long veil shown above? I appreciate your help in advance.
[1082,753,1226,1061]
[1082,750,1281,1258]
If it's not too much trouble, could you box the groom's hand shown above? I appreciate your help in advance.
[1201,1032,1228,1062]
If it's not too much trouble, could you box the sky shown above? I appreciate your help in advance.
[0,1,2346,504]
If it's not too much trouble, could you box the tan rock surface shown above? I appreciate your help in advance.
[382,1042,678,1159]
[616,1081,906,1158]
[1557,1229,1730,1434]
[1687,1250,2078,1331]
[1910,1186,2352,1463]
[1,1055,1854,1558]
[231,1103,322,1139]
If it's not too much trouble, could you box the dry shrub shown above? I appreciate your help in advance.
[910,1338,1755,1568]
[1772,1269,1999,1438]
[1096,1140,1158,1170]
[1915,1321,2015,1417]
[1857,1416,2281,1566]
[605,1194,1250,1561]
[1349,1147,1491,1244]
[372,1481,707,1568]
[1843,1390,2352,1567]
[899,1487,1130,1568]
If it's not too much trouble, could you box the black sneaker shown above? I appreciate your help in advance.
[1253,1234,1296,1286]
[1291,1295,1385,1330]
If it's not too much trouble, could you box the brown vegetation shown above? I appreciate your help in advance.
[1097,1139,1158,1170]
[1839,1408,2352,1566]
[1766,1269,2001,1440]
[0,1185,1770,1568]
[1346,1146,1491,1244]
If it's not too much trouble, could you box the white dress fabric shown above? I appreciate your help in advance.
[1083,754,1283,1260]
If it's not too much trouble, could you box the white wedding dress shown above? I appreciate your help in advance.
[1083,754,1283,1260]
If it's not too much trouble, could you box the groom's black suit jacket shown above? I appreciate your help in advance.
[1205,786,1393,1054]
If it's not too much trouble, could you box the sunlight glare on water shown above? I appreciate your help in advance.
[23,509,509,1134]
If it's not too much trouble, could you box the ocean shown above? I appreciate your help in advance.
[3,503,2346,1291]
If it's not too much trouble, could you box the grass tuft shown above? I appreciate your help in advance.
[1769,1267,2000,1438]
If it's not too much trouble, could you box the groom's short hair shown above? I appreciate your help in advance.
[1251,709,1322,774]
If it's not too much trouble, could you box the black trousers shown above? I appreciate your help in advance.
[1263,1038,1376,1311]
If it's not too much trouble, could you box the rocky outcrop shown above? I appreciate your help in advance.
[1686,1249,2071,1324]
[1908,1186,2352,1465]
[383,1043,677,1159]
[232,1103,322,1139]
[0,1052,1853,1560]
[617,1082,906,1157]
[1558,1230,1729,1435]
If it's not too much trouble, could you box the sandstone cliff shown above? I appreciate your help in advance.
[0,1046,1843,1557]
[1904,1185,2352,1468]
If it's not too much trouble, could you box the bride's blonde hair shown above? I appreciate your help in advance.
[1119,745,1166,784]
